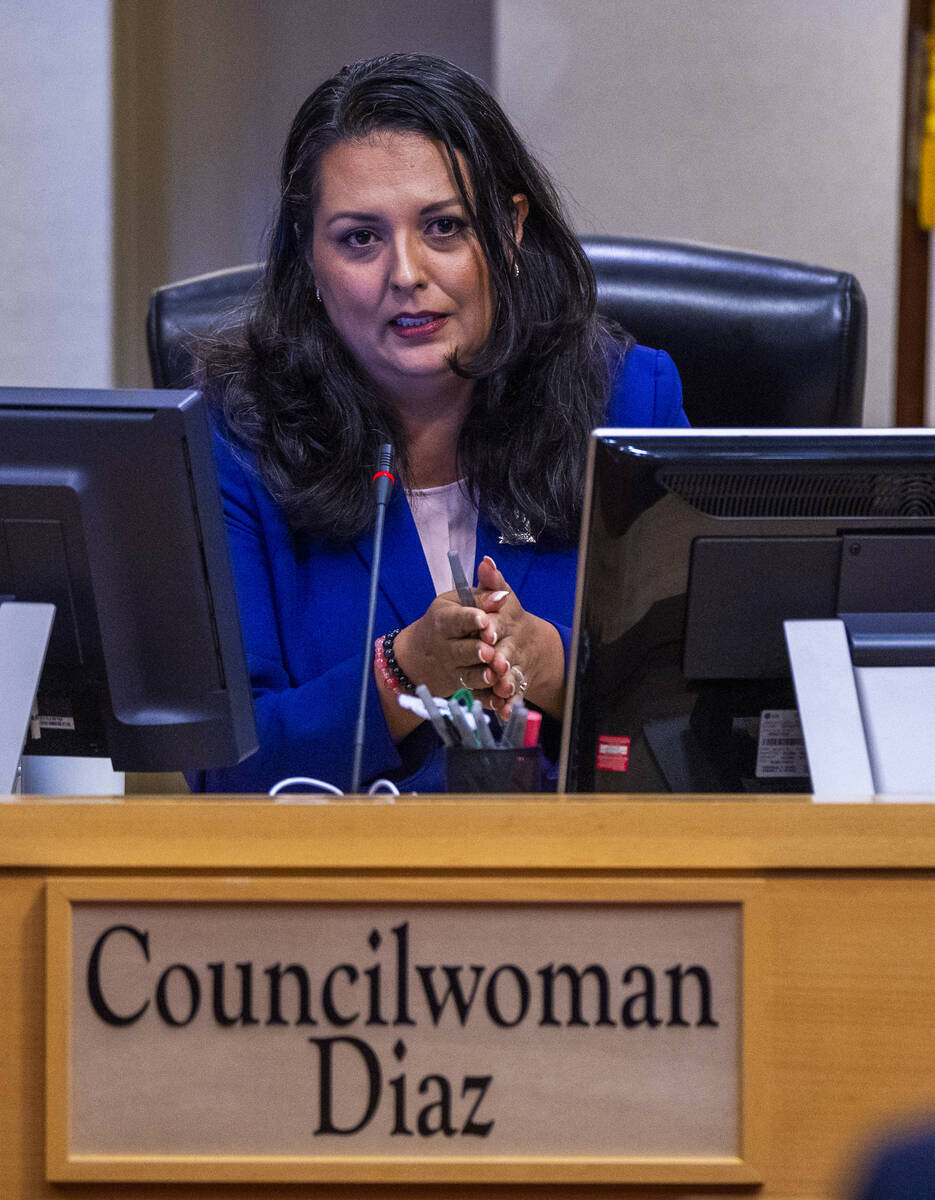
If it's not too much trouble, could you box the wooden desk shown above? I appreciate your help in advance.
[2,793,934,1198]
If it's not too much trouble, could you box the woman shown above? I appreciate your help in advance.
[193,53,687,794]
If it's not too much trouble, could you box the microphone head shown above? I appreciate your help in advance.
[375,443,393,477]
[372,443,395,505]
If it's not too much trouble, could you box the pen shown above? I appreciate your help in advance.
[449,697,480,747]
[502,702,528,748]
[449,551,506,740]
[472,700,497,748]
[522,709,542,747]
[416,684,455,747]
[447,549,476,608]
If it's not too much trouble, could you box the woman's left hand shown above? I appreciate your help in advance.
[472,556,566,718]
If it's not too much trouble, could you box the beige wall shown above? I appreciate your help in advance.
[0,0,112,387]
[494,0,908,426]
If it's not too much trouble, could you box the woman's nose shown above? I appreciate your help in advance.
[388,232,427,291]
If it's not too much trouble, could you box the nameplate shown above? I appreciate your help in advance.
[46,878,763,1184]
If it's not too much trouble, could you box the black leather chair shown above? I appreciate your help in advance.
[147,236,867,426]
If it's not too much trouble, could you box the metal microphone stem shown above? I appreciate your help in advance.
[350,445,394,793]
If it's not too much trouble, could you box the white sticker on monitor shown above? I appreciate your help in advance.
[39,715,76,731]
[755,710,808,778]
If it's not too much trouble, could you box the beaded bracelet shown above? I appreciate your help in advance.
[374,629,417,694]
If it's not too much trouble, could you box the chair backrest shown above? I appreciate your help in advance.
[147,236,866,426]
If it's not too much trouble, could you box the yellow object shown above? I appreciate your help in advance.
[920,15,935,226]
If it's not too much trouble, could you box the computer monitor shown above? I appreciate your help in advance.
[0,387,257,785]
[559,429,935,794]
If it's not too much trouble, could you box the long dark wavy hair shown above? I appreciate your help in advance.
[200,53,631,543]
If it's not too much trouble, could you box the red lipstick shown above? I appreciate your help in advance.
[389,311,449,338]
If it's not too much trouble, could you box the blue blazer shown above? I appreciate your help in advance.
[854,1126,935,1200]
[194,344,688,794]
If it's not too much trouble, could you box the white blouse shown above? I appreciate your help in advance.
[406,480,478,596]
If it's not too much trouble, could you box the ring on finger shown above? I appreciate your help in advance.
[510,665,528,696]
[458,674,471,692]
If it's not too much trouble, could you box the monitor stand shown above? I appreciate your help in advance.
[785,618,935,798]
[0,602,55,795]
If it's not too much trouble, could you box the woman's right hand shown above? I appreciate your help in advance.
[376,590,513,742]
[392,590,511,698]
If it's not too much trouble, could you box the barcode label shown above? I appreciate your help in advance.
[39,715,75,731]
[756,710,809,778]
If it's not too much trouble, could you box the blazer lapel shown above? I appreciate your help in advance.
[355,499,538,629]
[354,486,436,629]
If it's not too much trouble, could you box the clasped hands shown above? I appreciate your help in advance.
[391,555,564,719]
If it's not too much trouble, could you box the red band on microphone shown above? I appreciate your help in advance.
[372,470,395,484]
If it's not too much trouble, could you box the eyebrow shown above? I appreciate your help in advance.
[420,197,462,215]
[325,197,464,227]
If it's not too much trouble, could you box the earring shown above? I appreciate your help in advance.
[513,259,520,278]
[315,285,321,302]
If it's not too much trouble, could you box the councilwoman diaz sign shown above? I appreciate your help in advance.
[45,877,763,1185]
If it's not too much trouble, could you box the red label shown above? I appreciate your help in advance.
[596,735,630,772]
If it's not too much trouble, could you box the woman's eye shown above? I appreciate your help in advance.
[343,229,377,248]
[428,216,464,237]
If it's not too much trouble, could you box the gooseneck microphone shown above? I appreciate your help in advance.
[350,444,395,793]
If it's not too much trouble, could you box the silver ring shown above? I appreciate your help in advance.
[458,675,471,691]
[510,665,528,695]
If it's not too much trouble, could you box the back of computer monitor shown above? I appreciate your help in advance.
[0,387,257,773]
[560,429,935,794]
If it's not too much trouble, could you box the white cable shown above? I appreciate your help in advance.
[268,776,344,798]
[268,775,400,801]
[367,778,400,797]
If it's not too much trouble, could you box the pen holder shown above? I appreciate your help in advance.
[444,746,543,794]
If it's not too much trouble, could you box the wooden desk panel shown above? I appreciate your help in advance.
[0,796,933,1198]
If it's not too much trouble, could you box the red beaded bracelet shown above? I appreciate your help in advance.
[374,629,417,694]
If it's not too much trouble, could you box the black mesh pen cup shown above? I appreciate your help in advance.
[444,746,542,794]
